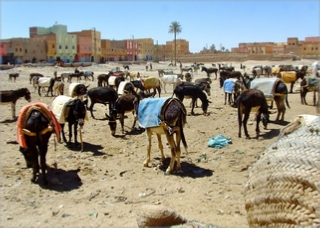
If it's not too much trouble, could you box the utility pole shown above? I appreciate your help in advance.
[93,27,96,63]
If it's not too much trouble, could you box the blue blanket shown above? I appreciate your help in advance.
[223,78,237,93]
[138,97,170,128]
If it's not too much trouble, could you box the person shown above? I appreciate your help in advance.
[311,61,318,77]
[149,63,152,70]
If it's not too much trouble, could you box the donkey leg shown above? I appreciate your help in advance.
[144,129,153,167]
[11,102,16,120]
[174,131,182,172]
[164,133,177,174]
[156,133,165,164]
[243,110,251,139]
[73,123,79,145]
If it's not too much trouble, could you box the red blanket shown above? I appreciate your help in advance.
[16,102,62,148]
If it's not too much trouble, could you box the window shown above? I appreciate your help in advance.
[65,45,68,49]
[25,49,28,53]
[20,48,22,52]
[72,46,75,49]
[59,45,62,49]
[15,48,18,52]
[52,44,55,48]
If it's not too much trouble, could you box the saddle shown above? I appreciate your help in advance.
[16,102,61,148]
[138,97,186,132]
[141,76,160,89]
[250,78,282,101]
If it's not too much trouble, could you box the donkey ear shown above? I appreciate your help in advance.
[86,85,90,88]
[208,100,212,103]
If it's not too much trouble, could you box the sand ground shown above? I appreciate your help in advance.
[0,59,318,227]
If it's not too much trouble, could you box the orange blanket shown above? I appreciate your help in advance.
[16,102,62,148]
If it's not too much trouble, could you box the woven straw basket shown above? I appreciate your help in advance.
[245,116,320,227]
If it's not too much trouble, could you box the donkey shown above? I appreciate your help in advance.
[201,66,218,79]
[174,83,210,115]
[134,97,188,174]
[236,89,270,139]
[300,76,320,106]
[97,72,112,87]
[85,86,118,119]
[29,73,43,84]
[16,102,61,185]
[37,77,55,97]
[8,73,19,82]
[52,96,87,147]
[105,92,139,136]
[0,88,32,120]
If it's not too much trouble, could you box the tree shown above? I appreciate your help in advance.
[168,21,182,66]
[210,44,216,52]
[154,43,161,62]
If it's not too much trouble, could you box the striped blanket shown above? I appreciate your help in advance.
[138,97,170,128]
[16,102,62,148]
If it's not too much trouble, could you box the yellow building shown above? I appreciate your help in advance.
[166,39,190,60]
[301,37,320,55]
[135,38,154,61]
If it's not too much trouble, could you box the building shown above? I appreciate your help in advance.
[30,24,77,63]
[165,39,189,61]
[272,43,286,55]
[101,39,127,61]
[1,38,47,64]
[69,29,102,63]
[284,37,303,56]
[301,36,320,56]
[135,38,154,61]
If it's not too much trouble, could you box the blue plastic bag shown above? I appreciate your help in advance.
[207,134,231,149]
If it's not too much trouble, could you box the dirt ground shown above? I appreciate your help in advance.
[0,59,318,228]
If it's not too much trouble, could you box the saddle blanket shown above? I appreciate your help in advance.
[69,82,81,97]
[279,71,296,83]
[141,76,160,89]
[305,76,320,88]
[16,102,62,148]
[250,78,280,100]
[38,77,52,87]
[223,78,237,93]
[271,67,280,74]
[51,95,75,124]
[108,76,117,86]
[138,97,170,128]
[117,81,133,95]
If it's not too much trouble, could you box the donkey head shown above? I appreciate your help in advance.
[105,109,117,136]
[68,99,86,127]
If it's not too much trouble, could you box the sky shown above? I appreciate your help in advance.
[1,0,319,53]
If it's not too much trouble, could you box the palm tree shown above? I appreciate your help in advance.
[168,21,182,66]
